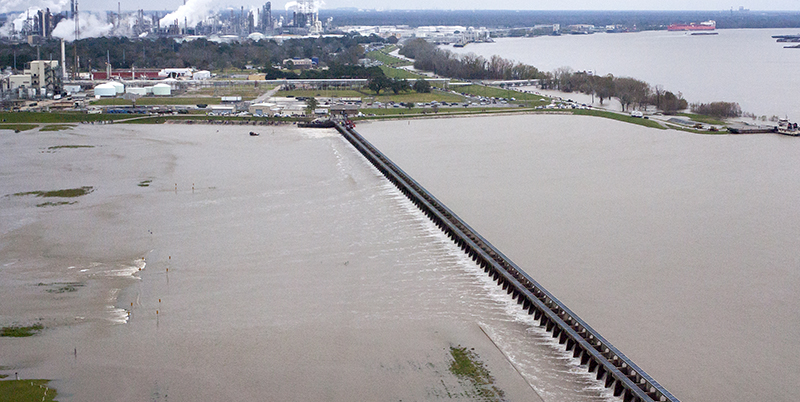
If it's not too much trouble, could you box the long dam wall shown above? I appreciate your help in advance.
[335,123,680,402]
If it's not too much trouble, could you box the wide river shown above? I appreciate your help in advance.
[1,113,798,402]
[360,114,800,402]
[447,29,800,119]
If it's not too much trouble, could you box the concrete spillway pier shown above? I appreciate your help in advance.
[335,122,680,402]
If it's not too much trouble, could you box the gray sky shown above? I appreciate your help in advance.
[53,0,800,12]
[2,0,798,14]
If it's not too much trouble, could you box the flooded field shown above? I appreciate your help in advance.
[1,123,617,401]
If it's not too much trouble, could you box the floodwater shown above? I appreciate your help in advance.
[447,29,800,119]
[1,123,627,401]
[359,114,800,402]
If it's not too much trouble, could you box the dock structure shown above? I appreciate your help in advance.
[335,122,680,402]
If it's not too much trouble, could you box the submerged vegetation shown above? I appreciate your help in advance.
[13,186,94,198]
[39,282,84,293]
[1,324,43,337]
[39,124,75,132]
[449,346,505,401]
[47,145,94,150]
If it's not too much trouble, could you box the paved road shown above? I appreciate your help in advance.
[252,84,283,104]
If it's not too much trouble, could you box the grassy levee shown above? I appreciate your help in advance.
[573,108,667,129]
[0,380,57,402]
[91,97,226,106]
[379,66,427,80]
[0,124,38,131]
[121,114,296,124]
[455,85,549,104]
[357,107,532,119]
[367,49,413,67]
[676,112,727,125]
[279,88,465,104]
[0,112,130,123]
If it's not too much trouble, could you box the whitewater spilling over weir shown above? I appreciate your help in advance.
[335,122,679,402]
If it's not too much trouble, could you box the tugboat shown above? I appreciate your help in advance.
[249,131,259,136]
[777,119,799,136]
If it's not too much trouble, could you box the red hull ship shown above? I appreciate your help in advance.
[668,20,716,31]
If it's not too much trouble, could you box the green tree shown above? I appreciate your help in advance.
[367,75,391,95]
[389,78,409,94]
[413,79,431,93]
[306,97,319,115]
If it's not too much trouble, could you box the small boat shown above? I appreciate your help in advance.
[777,119,799,136]
[249,131,259,136]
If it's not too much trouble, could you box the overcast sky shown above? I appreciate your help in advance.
[2,0,798,13]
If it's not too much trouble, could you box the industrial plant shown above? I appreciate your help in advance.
[0,0,331,42]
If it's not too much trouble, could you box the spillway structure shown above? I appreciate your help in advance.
[335,122,680,402]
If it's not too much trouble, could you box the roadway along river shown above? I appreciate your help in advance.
[359,114,800,402]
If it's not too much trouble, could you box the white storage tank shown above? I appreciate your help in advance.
[109,81,125,94]
[93,83,117,97]
[152,83,171,96]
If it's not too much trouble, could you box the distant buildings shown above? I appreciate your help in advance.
[1,60,61,98]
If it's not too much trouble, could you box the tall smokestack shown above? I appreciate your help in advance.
[61,39,66,79]
[74,0,80,40]
[118,2,121,28]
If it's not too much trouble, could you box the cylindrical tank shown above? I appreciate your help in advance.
[152,83,171,96]
[109,81,125,94]
[93,83,117,97]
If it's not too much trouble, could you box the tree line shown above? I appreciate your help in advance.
[400,38,750,117]
[0,34,382,73]
[541,67,690,113]
[399,38,545,81]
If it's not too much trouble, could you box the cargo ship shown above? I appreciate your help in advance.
[668,20,716,31]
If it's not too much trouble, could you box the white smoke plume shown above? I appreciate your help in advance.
[51,12,113,41]
[0,0,68,37]
[284,0,325,13]
[0,0,67,14]
[159,0,215,28]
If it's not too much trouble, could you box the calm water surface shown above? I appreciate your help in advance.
[361,114,800,402]
[448,29,800,119]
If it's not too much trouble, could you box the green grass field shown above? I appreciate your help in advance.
[454,85,548,104]
[676,112,726,125]
[278,88,464,104]
[573,109,667,129]
[91,97,225,106]
[379,66,427,80]
[187,84,275,98]
[367,46,414,66]
[0,112,130,123]
[0,380,57,402]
